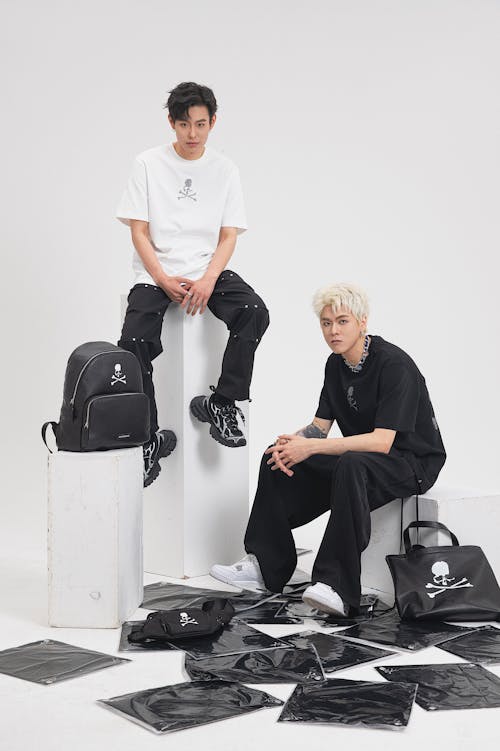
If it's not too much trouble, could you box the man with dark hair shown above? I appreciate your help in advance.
[211,283,446,616]
[165,81,217,122]
[117,82,269,486]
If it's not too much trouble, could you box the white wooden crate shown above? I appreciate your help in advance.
[48,447,143,628]
[121,298,250,578]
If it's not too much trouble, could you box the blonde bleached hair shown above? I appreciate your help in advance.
[312,283,370,321]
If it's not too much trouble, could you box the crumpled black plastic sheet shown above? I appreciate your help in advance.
[437,625,500,664]
[280,595,389,625]
[229,591,279,611]
[141,582,244,610]
[118,621,178,652]
[338,609,477,651]
[0,639,129,685]
[184,645,325,684]
[166,620,289,659]
[278,677,417,730]
[318,595,392,626]
[141,573,312,612]
[280,630,395,673]
[99,679,283,733]
[280,601,325,619]
[234,601,303,624]
[230,584,314,622]
[376,663,500,711]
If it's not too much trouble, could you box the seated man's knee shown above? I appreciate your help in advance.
[335,451,366,475]
[233,296,269,339]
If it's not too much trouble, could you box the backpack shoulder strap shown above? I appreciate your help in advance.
[41,422,58,453]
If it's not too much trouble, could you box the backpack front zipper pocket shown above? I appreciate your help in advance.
[81,393,150,450]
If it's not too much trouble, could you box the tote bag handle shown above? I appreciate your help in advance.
[403,520,459,554]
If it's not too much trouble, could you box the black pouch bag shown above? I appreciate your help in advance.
[42,341,150,452]
[128,599,235,645]
[386,520,500,622]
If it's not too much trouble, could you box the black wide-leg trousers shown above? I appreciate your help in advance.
[118,270,269,435]
[244,450,420,608]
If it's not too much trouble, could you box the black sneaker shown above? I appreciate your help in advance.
[143,429,177,487]
[190,392,246,447]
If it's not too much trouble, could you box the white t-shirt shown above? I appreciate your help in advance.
[117,143,247,284]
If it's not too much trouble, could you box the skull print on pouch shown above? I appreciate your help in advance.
[179,612,199,627]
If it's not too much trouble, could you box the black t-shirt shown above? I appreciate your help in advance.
[315,336,446,491]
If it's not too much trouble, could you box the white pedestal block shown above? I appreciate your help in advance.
[414,486,500,580]
[124,300,249,578]
[48,448,143,628]
[360,485,500,597]
[360,497,417,596]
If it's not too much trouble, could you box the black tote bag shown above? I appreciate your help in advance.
[386,520,500,622]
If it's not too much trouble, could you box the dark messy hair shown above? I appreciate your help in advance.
[164,82,217,122]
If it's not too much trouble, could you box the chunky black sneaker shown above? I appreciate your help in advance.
[190,392,246,447]
[143,429,177,487]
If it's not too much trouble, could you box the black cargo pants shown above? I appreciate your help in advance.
[118,270,269,435]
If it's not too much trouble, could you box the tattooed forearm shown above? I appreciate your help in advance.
[296,423,328,439]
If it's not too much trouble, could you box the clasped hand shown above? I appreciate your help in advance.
[265,435,313,477]
[180,276,216,315]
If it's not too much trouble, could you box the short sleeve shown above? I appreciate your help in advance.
[375,363,420,432]
[315,382,334,420]
[116,158,149,226]
[221,167,247,234]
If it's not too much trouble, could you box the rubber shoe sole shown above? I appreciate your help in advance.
[157,429,177,459]
[144,460,161,488]
[144,430,177,488]
[190,396,246,448]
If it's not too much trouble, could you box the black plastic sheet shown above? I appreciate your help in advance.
[280,595,389,626]
[376,662,500,711]
[99,679,283,733]
[437,625,500,664]
[234,602,303,624]
[278,677,417,729]
[338,609,476,650]
[280,601,325,619]
[184,645,325,684]
[119,621,178,652]
[0,639,129,685]
[230,591,279,610]
[141,572,312,611]
[318,594,392,626]
[141,582,242,610]
[166,620,289,659]
[280,630,395,673]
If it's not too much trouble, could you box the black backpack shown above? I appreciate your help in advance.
[42,341,150,452]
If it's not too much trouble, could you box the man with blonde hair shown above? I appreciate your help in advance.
[210,283,446,616]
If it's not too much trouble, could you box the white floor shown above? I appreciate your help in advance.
[1,538,499,751]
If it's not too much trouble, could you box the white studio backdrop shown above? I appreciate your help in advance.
[1,0,498,556]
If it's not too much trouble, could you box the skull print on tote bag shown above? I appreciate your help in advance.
[386,521,500,622]
[41,342,150,452]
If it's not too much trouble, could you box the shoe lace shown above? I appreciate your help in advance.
[208,385,245,429]
[220,403,245,430]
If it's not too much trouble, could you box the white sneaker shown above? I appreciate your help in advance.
[210,554,266,591]
[302,582,347,616]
